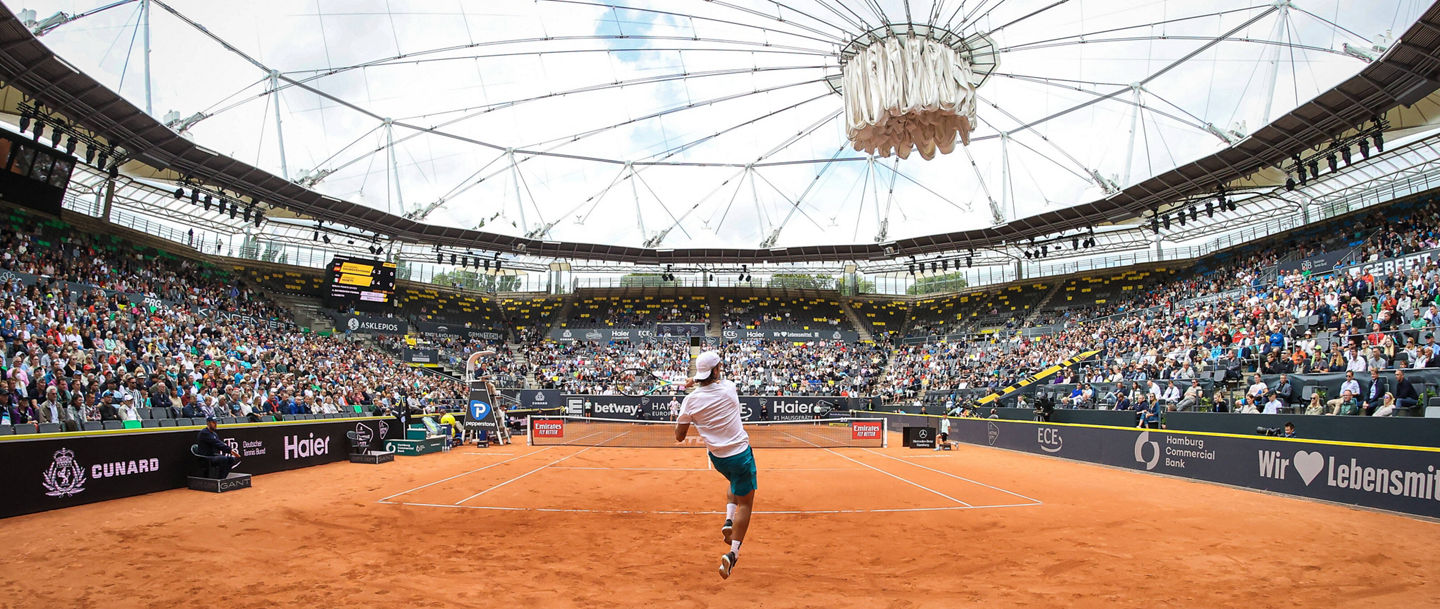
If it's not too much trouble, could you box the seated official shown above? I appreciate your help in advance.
[196,416,241,478]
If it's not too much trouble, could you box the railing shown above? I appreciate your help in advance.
[58,136,1440,300]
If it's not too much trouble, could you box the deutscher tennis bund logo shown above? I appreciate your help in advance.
[43,448,86,497]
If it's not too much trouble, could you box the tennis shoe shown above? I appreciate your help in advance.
[719,551,738,580]
[721,519,734,544]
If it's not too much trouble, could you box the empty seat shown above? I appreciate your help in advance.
[141,419,160,428]
[82,421,103,431]
[102,421,125,430]
[158,419,176,427]
[12,425,36,435]
[0,425,12,435]
[37,423,62,434]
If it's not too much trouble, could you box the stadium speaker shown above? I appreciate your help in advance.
[32,123,43,142]
[1359,138,1370,159]
[966,256,972,267]
[1151,215,1159,233]
[909,263,916,273]
[495,261,502,272]
[1285,177,1295,192]
[322,235,330,244]
[1373,133,1384,153]
[17,112,29,134]
[450,254,457,265]
[1326,153,1337,172]
[1177,212,1186,227]
[64,136,76,155]
[1341,146,1352,166]
[931,262,938,273]
[1072,237,1079,250]
[174,188,184,199]
[203,195,211,212]
[1308,160,1319,180]
[1162,216,1170,231]
[1190,207,1198,221]
[191,190,199,205]
[1206,201,1214,217]
[84,146,95,164]
[51,129,61,148]
[484,259,491,271]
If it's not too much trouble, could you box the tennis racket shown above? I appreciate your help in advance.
[617,367,684,396]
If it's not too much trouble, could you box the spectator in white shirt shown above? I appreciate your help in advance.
[1247,374,1268,402]
[1263,392,1284,415]
[1327,371,1362,411]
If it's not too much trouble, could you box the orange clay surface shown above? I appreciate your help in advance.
[1,433,1436,608]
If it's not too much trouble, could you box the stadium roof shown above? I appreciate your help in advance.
[0,1,1438,265]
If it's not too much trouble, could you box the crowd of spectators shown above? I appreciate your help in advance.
[0,215,465,431]
[525,340,689,394]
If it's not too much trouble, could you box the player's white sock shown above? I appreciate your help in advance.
[730,540,742,556]
[725,503,736,520]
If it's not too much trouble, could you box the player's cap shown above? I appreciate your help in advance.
[693,351,722,381]
[204,416,217,422]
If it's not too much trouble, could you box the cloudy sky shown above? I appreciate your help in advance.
[11,0,1430,249]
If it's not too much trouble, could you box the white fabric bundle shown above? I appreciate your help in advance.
[843,36,979,160]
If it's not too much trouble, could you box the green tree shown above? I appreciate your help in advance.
[619,272,671,288]
[907,272,968,295]
[432,269,521,292]
[768,273,837,290]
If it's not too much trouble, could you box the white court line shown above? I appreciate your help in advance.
[820,447,973,507]
[863,448,1044,505]
[453,446,601,505]
[463,452,515,456]
[384,501,1041,515]
[545,466,859,472]
[453,428,630,505]
[377,447,554,503]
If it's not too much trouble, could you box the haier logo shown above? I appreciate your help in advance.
[1037,428,1063,453]
[284,433,331,460]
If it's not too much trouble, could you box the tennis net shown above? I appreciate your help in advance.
[526,416,886,449]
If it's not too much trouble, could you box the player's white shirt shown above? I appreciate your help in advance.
[939,417,950,435]
[678,379,749,458]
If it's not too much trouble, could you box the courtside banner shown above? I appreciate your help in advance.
[0,418,400,519]
[851,421,883,441]
[532,419,564,439]
[871,414,1440,518]
[519,389,563,410]
[465,389,503,439]
[560,395,850,422]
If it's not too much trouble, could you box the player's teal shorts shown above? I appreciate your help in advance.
[709,446,758,496]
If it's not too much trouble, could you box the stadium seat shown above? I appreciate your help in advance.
[12,425,35,435]
[37,423,62,434]
[158,419,176,427]
[102,421,125,430]
[0,425,12,435]
[82,422,103,431]
[141,420,160,428]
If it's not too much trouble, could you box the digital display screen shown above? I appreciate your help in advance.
[325,256,396,306]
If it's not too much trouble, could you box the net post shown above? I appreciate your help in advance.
[882,418,888,448]
[526,414,534,447]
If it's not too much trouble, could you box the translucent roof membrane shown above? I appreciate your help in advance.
[19,0,1430,249]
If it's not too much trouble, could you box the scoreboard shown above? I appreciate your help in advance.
[325,256,396,306]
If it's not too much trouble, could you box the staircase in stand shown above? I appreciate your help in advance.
[840,298,873,342]
[1021,282,1063,327]
[510,343,537,389]
[707,292,724,338]
[549,295,576,336]
[263,290,334,334]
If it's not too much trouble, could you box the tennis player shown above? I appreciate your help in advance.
[674,351,754,580]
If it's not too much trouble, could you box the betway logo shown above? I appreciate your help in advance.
[284,433,331,460]
[592,403,639,416]
[1260,449,1440,502]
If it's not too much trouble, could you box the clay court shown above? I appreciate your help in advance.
[1,429,1434,609]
